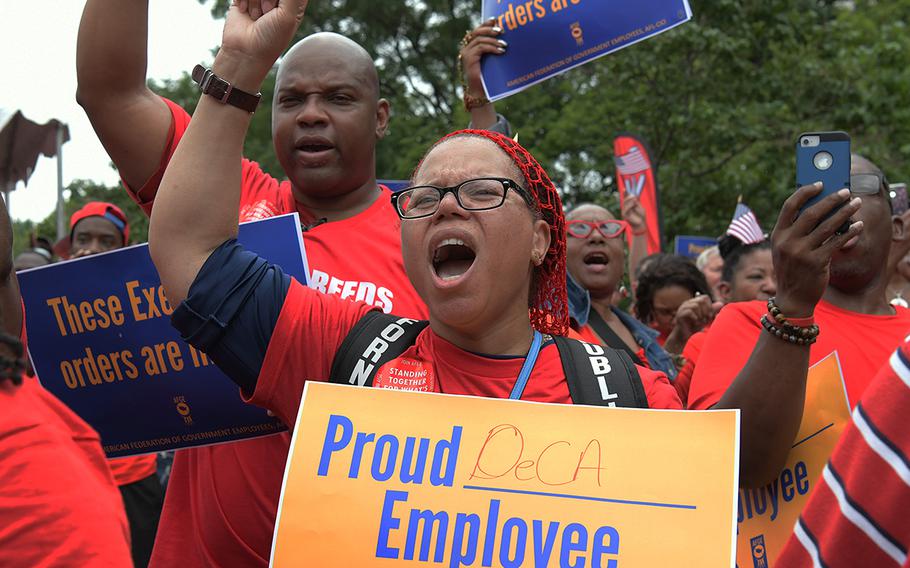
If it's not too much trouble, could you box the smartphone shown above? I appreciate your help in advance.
[890,183,908,216]
[796,131,851,228]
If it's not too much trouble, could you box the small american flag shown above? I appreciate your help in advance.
[727,202,765,244]
[614,146,651,175]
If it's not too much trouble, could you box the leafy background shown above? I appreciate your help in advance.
[15,0,910,253]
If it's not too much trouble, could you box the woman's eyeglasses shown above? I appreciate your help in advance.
[566,220,629,239]
[391,177,534,219]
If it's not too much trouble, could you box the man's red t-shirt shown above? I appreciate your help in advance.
[688,299,910,410]
[132,99,427,567]
[251,280,682,430]
[0,377,132,567]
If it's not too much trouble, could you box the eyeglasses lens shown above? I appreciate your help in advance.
[459,179,507,209]
[598,222,624,237]
[850,174,882,195]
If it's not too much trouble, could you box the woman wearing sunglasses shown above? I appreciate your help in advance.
[565,204,678,380]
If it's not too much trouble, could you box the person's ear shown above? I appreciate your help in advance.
[531,219,550,267]
[887,210,910,274]
[893,209,910,242]
[716,281,733,304]
[375,98,391,140]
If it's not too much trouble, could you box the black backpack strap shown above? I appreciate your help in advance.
[329,311,429,387]
[585,309,645,366]
[553,336,649,408]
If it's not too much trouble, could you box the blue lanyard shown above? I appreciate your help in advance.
[509,330,543,400]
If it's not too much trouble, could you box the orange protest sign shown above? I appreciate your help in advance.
[735,353,851,567]
[272,382,739,566]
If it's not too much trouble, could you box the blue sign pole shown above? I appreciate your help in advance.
[19,214,307,457]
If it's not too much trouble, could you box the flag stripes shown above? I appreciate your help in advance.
[727,202,764,244]
[614,146,650,175]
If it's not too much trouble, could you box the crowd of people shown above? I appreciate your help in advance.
[2,0,909,566]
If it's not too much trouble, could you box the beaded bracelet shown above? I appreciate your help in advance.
[463,91,491,111]
[760,314,818,345]
[767,297,815,327]
[457,51,491,112]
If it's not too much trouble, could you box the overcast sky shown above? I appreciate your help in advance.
[0,1,225,222]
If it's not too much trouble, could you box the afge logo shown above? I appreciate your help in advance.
[750,534,768,568]
[570,21,584,46]
[173,395,193,426]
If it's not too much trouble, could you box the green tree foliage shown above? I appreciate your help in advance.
[37,0,908,250]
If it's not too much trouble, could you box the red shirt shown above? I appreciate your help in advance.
[107,454,158,487]
[777,341,910,567]
[0,378,131,567]
[133,98,427,568]
[688,299,910,410]
[251,280,682,431]
[674,327,709,408]
[291,188,421,315]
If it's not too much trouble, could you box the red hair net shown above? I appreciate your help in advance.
[423,129,569,336]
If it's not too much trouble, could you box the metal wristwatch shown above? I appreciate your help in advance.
[191,64,261,113]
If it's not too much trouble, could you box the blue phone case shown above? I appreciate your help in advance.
[796,131,851,216]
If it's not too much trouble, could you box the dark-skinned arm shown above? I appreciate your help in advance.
[460,19,506,131]
[149,0,307,305]
[714,184,862,488]
[621,195,649,296]
[76,0,171,192]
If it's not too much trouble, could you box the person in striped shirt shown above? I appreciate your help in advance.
[777,338,910,567]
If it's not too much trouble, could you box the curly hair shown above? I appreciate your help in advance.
[634,253,711,324]
[0,332,25,386]
[414,129,569,336]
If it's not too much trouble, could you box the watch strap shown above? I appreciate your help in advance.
[191,64,261,113]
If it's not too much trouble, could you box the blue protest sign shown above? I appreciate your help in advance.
[378,180,410,192]
[18,214,307,458]
[480,0,692,101]
[674,235,717,259]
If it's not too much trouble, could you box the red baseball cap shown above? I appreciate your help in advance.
[69,202,130,245]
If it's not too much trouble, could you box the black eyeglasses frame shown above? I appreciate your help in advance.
[390,177,535,219]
